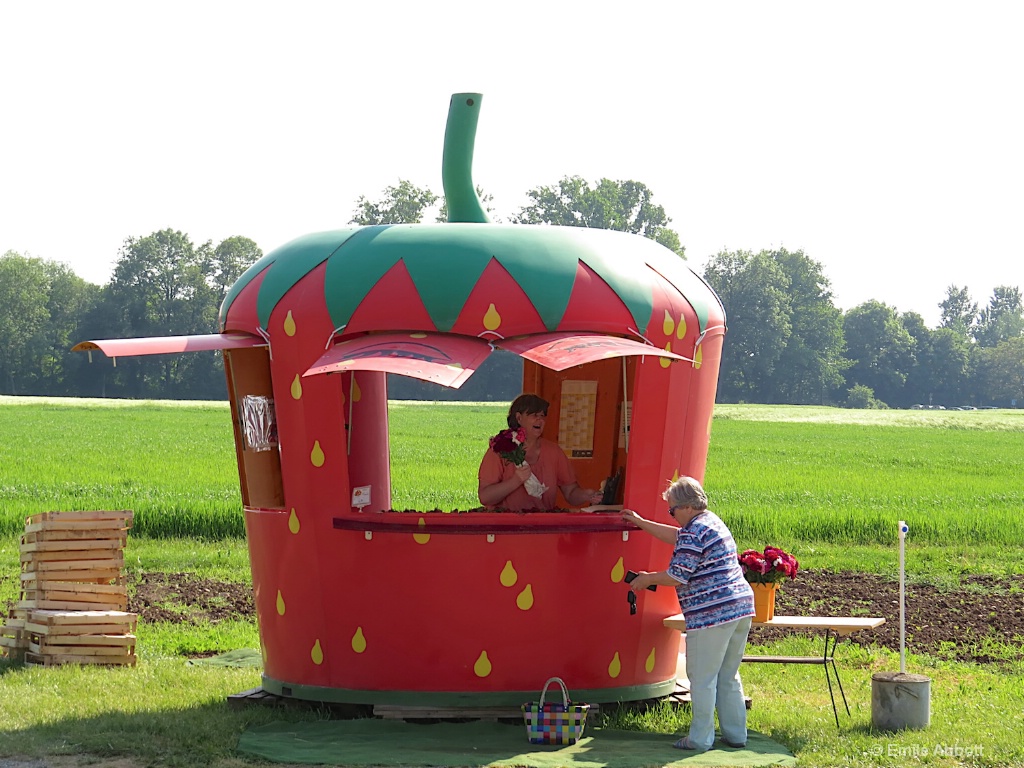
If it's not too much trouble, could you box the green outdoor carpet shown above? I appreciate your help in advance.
[237,719,796,767]
[187,648,263,667]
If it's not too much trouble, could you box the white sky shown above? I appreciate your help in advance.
[2,1,1021,327]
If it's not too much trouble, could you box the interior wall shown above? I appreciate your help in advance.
[522,358,626,506]
[224,346,284,509]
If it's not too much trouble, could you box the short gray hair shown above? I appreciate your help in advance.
[662,476,708,511]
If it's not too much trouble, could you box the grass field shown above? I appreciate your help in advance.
[2,396,1022,554]
[1,396,1023,767]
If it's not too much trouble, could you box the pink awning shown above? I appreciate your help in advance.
[303,333,492,389]
[497,332,691,371]
[71,333,266,357]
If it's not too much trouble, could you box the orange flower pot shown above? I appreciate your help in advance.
[751,583,778,622]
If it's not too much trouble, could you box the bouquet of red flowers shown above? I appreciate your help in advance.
[738,546,799,585]
[489,427,527,466]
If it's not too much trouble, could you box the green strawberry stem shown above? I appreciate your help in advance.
[442,93,491,224]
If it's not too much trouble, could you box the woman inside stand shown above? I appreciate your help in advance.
[623,476,755,753]
[478,393,602,511]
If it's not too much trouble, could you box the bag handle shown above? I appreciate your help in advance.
[539,676,571,708]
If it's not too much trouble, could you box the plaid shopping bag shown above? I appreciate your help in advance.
[522,677,590,745]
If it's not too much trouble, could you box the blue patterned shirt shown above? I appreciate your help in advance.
[666,511,755,630]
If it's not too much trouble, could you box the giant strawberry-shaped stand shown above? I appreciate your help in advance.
[76,94,727,706]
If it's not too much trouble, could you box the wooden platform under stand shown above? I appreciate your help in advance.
[226,687,369,718]
[659,676,751,711]
[371,702,603,722]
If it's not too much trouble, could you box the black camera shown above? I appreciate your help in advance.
[624,570,657,591]
[625,570,656,616]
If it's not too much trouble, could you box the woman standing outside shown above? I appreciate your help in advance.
[623,476,754,752]
[478,393,602,511]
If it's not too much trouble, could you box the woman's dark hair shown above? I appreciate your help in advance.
[507,393,549,429]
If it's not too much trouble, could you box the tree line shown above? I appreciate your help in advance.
[1,176,1021,408]
[704,249,1022,408]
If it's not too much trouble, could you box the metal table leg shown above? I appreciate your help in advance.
[822,628,851,728]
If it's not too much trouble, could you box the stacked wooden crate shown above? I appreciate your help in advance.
[23,609,138,666]
[0,612,27,662]
[4,510,138,667]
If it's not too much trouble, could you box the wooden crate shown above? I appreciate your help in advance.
[21,581,127,596]
[21,566,125,584]
[20,544,128,561]
[25,519,130,534]
[1,614,28,661]
[1,609,31,657]
[29,636,136,655]
[25,510,133,525]
[27,609,138,633]
[22,609,138,667]
[8,513,137,668]
[22,556,125,573]
[24,651,137,667]
[19,580,128,612]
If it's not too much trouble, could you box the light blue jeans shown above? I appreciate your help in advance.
[683,616,752,750]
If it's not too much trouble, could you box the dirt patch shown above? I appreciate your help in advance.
[760,569,1024,663]
[7,569,1023,664]
[126,571,254,624]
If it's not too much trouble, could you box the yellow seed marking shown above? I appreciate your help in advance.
[516,584,534,610]
[310,441,325,467]
[474,650,492,677]
[608,652,621,678]
[660,342,673,368]
[352,627,367,653]
[413,517,430,544]
[483,303,501,331]
[283,310,296,336]
[610,557,625,583]
[276,590,286,616]
[500,561,518,587]
[693,345,703,370]
[410,332,427,338]
[290,374,302,400]
[645,646,657,673]
[288,508,300,534]
[311,639,324,665]
[662,309,674,337]
[676,315,687,340]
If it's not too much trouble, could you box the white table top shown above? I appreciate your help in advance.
[663,614,885,636]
